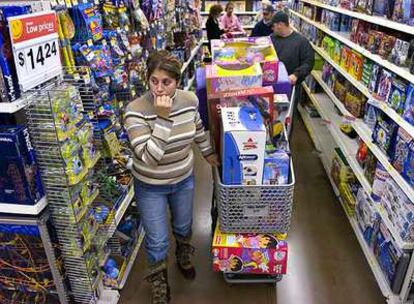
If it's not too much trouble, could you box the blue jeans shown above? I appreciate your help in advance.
[134,175,195,264]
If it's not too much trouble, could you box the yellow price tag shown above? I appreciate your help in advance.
[65,0,72,7]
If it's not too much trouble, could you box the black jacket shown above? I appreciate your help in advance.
[206,17,224,41]
[251,20,273,37]
[271,31,314,83]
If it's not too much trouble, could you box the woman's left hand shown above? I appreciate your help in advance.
[206,154,220,167]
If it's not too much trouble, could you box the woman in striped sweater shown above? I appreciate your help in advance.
[125,50,218,304]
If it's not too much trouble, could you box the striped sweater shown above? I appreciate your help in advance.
[124,89,213,185]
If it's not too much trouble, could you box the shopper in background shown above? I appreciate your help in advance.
[125,51,219,304]
[254,0,272,22]
[206,4,225,54]
[271,11,315,85]
[270,11,314,87]
[220,2,244,33]
[251,4,275,37]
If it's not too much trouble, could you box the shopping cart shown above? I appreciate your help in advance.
[207,84,296,285]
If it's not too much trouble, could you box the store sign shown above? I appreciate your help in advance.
[8,11,62,91]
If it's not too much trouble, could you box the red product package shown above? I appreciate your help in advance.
[212,225,288,275]
[349,51,364,81]
[366,30,384,54]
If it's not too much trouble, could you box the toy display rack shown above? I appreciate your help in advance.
[26,85,112,304]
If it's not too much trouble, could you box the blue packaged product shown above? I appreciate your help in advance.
[364,103,379,130]
[387,78,408,114]
[402,141,414,187]
[355,188,380,247]
[372,117,398,156]
[0,125,45,205]
[263,150,290,185]
[402,83,414,125]
[340,15,351,32]
[390,128,412,173]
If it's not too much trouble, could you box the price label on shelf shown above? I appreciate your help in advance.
[8,11,62,92]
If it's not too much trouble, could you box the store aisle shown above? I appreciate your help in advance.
[121,117,385,304]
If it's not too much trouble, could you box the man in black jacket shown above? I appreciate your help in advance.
[270,11,314,86]
[251,5,274,37]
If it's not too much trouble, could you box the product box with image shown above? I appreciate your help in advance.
[0,125,45,205]
[221,107,267,185]
[206,63,263,95]
[211,37,279,86]
[212,225,288,275]
[208,86,274,159]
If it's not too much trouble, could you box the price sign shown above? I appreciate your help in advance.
[8,11,62,92]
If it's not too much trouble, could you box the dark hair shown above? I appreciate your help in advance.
[262,234,278,248]
[146,50,182,82]
[209,4,223,18]
[230,256,243,272]
[271,11,289,26]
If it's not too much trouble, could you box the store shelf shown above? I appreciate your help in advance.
[181,41,204,74]
[114,186,134,226]
[290,10,414,85]
[117,227,145,289]
[299,0,414,35]
[305,78,414,250]
[301,85,410,300]
[184,75,196,91]
[0,196,48,215]
[304,38,414,140]
[202,24,255,30]
[0,96,32,113]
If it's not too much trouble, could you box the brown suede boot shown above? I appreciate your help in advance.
[175,239,196,280]
[145,261,170,304]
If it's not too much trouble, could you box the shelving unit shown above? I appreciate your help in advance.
[181,41,204,74]
[292,21,414,140]
[200,11,257,15]
[0,196,48,215]
[114,187,135,226]
[184,75,196,91]
[289,10,414,86]
[299,83,414,303]
[299,0,414,35]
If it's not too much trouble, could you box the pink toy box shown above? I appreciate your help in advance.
[211,37,279,86]
[206,62,263,95]
[212,225,288,275]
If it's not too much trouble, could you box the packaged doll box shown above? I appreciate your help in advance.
[210,37,279,86]
[212,225,288,275]
[206,63,263,95]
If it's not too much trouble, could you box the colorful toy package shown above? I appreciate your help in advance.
[210,37,279,86]
[402,141,414,187]
[371,162,391,201]
[387,78,408,114]
[355,187,380,247]
[263,149,290,185]
[206,63,262,95]
[0,125,45,205]
[348,51,364,81]
[376,69,393,101]
[72,3,103,42]
[368,64,381,93]
[212,225,288,275]
[372,117,398,156]
[403,83,414,125]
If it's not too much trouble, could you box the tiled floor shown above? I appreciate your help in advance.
[121,117,385,304]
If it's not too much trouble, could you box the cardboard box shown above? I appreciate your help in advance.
[211,37,279,86]
[212,225,288,275]
[206,63,263,95]
[208,86,274,159]
[221,107,267,185]
[0,125,45,205]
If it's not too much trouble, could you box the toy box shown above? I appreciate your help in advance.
[380,178,414,242]
[206,63,263,95]
[210,37,279,86]
[368,64,381,93]
[212,225,288,275]
[371,162,391,201]
[221,107,267,185]
[348,51,364,81]
[331,147,352,187]
[387,78,408,114]
[0,125,45,205]
[390,128,412,173]
[272,62,292,99]
[263,150,290,185]
[373,223,411,293]
[208,86,274,159]
[402,83,414,125]
[355,187,380,247]
[402,141,414,187]
[372,117,398,155]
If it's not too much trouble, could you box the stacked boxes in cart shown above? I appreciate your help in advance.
[205,37,292,275]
